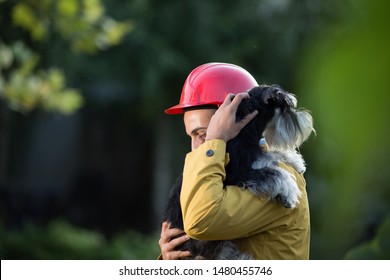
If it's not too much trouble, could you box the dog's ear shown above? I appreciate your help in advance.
[263,85,282,105]
[263,87,279,105]
[263,85,297,110]
[263,85,315,150]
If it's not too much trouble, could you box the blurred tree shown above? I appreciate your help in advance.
[0,41,82,114]
[0,0,133,114]
[93,0,351,119]
[297,0,390,259]
[344,215,390,260]
[0,0,135,241]
[0,219,160,259]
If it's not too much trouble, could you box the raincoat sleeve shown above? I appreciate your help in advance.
[180,139,294,240]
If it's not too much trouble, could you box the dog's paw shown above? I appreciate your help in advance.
[276,194,293,208]
[275,166,302,208]
[276,185,300,208]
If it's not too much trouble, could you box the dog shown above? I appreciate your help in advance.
[162,84,315,259]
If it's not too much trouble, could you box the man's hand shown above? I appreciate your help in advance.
[205,92,258,142]
[159,222,192,260]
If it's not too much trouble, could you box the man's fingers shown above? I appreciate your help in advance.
[160,222,191,260]
[162,222,184,237]
[160,222,185,243]
[161,234,191,260]
[161,221,169,232]
[165,250,192,260]
[240,109,258,126]
[229,92,250,110]
[168,234,190,251]
[167,228,185,238]
[220,92,249,111]
[178,250,192,258]
[220,93,235,107]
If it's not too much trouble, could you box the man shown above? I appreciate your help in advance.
[159,62,310,260]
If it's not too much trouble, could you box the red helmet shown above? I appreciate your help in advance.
[165,62,258,114]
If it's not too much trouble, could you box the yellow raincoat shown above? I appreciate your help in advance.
[180,139,310,259]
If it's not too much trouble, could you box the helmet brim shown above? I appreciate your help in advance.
[164,104,185,115]
[164,101,222,115]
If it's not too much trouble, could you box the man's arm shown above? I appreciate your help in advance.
[180,139,293,241]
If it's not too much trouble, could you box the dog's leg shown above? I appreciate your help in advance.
[239,166,301,208]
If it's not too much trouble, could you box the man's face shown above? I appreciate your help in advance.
[184,109,216,151]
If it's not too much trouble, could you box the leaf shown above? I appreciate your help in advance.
[0,42,14,69]
[376,217,390,258]
[57,0,79,17]
[344,242,379,260]
[12,3,47,40]
[83,0,104,23]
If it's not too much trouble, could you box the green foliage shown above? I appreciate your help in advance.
[11,0,133,54]
[0,0,132,115]
[0,220,160,260]
[105,229,161,260]
[297,0,390,258]
[344,217,390,259]
[0,41,83,114]
[12,2,47,41]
